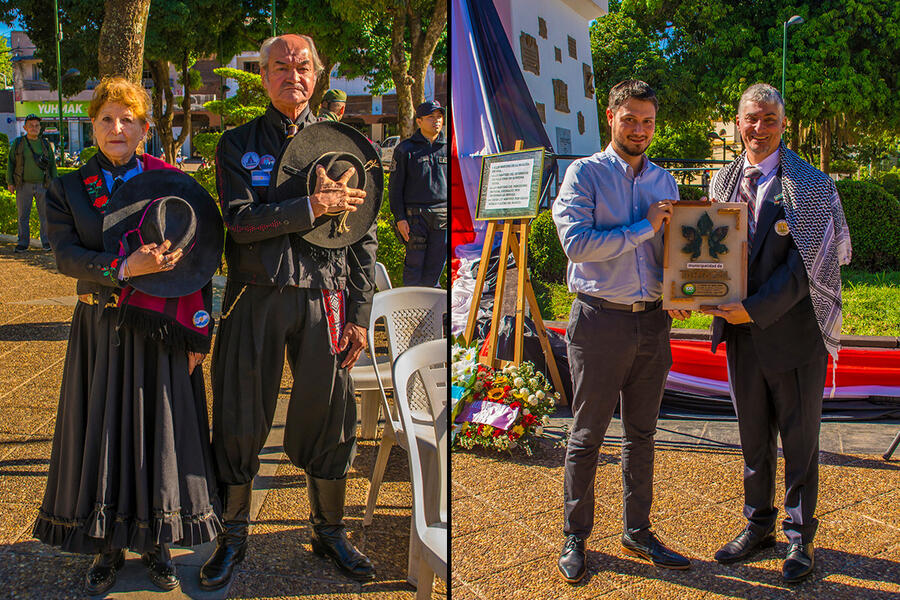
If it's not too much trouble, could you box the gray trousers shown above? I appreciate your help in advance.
[16,182,49,247]
[563,297,672,538]
[725,326,827,544]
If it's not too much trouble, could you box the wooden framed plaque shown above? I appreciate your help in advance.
[474,148,545,220]
[663,201,748,310]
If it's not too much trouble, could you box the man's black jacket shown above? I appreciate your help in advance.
[388,130,447,223]
[215,104,377,327]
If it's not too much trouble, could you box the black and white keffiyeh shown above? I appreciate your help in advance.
[710,142,852,359]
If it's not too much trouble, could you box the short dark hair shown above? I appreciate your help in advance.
[24,113,41,124]
[608,80,658,113]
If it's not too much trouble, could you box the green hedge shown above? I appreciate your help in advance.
[80,146,99,163]
[677,184,705,202]
[528,209,566,284]
[0,133,8,188]
[836,179,900,272]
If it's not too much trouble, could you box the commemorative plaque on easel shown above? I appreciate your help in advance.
[662,201,748,310]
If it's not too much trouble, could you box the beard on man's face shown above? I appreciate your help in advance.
[612,134,650,157]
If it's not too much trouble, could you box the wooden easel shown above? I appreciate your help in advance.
[462,141,568,406]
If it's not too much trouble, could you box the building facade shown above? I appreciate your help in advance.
[493,0,608,160]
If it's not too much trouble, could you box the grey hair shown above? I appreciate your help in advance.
[739,83,785,117]
[259,34,325,78]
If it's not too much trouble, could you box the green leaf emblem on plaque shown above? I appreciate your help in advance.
[681,212,729,260]
[682,283,696,295]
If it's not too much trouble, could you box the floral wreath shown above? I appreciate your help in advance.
[451,341,558,454]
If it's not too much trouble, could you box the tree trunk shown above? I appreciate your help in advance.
[819,118,831,173]
[98,0,151,81]
[172,55,193,159]
[389,4,415,139]
[311,57,335,117]
[407,0,447,112]
[149,57,195,166]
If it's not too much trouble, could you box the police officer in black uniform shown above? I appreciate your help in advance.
[389,100,447,287]
[200,34,377,589]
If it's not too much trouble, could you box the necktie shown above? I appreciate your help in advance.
[740,165,763,250]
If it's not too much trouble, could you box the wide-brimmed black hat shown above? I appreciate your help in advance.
[272,121,382,248]
[102,169,224,298]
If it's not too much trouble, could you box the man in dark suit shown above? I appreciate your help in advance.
[703,83,851,584]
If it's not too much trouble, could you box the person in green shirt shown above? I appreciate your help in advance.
[318,88,346,122]
[7,113,57,252]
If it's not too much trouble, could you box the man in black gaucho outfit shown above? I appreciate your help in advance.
[200,33,380,589]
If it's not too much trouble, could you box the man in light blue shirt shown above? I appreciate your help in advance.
[553,80,692,583]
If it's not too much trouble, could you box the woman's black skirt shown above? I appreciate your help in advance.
[32,301,222,554]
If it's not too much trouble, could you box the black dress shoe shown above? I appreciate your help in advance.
[84,549,125,595]
[200,482,252,590]
[783,543,814,583]
[714,525,775,564]
[621,531,691,570]
[14,245,27,253]
[42,243,52,251]
[142,544,180,591]
[557,535,586,583]
[308,477,375,581]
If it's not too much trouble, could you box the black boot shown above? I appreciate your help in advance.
[199,482,252,590]
[142,543,179,590]
[84,548,125,595]
[308,476,376,581]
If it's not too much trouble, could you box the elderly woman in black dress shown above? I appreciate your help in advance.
[32,77,222,594]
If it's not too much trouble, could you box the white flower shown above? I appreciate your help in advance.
[519,387,529,396]
[535,426,544,436]
[529,378,539,388]
[513,377,525,388]
[464,348,476,362]
[523,408,530,416]
[536,390,545,400]
[527,395,537,406]
[542,415,550,425]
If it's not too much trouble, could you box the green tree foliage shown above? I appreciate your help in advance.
[331,0,447,138]
[204,67,267,127]
[192,132,222,162]
[0,35,13,87]
[602,0,900,173]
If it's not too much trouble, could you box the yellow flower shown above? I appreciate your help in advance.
[493,376,508,385]
[487,387,505,400]
[512,425,525,435]
[482,425,493,435]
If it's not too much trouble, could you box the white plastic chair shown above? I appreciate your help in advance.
[363,287,447,526]
[350,262,393,438]
[392,339,447,598]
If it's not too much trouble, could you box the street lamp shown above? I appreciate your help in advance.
[53,0,63,165]
[707,130,727,162]
[782,15,804,99]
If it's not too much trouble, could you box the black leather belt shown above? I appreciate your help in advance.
[576,293,662,313]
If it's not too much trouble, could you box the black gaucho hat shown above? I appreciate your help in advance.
[102,169,224,298]
[272,121,383,248]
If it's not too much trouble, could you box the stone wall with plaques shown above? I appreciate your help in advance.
[663,201,748,310]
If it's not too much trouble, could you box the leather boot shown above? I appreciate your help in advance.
[308,476,376,581]
[142,543,179,591]
[199,482,252,590]
[84,547,125,595]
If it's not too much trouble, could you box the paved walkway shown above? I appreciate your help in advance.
[0,242,441,599]
[453,417,900,599]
